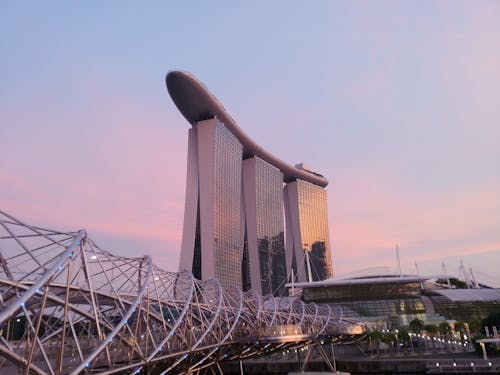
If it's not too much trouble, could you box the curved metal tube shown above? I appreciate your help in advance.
[0,230,86,324]
[0,211,356,375]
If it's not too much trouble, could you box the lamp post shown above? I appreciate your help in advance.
[395,329,399,355]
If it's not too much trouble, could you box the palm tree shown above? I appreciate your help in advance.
[368,329,383,341]
[439,321,451,339]
[409,318,424,333]
[468,317,482,335]
[424,324,438,336]
[368,329,383,355]
[454,320,467,345]
[424,324,438,350]
[397,327,409,345]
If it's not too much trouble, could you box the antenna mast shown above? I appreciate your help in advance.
[442,262,452,287]
[396,244,402,277]
[460,260,471,288]
[469,267,479,288]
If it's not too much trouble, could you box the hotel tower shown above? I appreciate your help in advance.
[167,71,332,296]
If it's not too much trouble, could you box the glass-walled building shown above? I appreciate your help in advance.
[243,157,286,296]
[167,70,333,293]
[179,119,244,288]
[290,275,500,328]
[285,179,333,282]
[212,122,244,286]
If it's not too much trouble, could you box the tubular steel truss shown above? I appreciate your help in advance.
[0,211,355,374]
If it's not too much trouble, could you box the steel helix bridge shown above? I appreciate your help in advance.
[0,210,358,374]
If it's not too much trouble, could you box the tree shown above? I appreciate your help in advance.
[439,322,451,338]
[454,320,468,344]
[424,324,438,350]
[482,312,500,329]
[368,329,383,341]
[454,320,466,332]
[409,318,424,333]
[368,329,383,355]
[468,317,483,335]
[380,332,396,344]
[397,327,410,345]
[424,324,438,336]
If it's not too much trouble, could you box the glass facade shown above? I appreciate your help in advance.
[303,281,423,302]
[301,281,428,328]
[172,72,334,294]
[331,298,426,319]
[192,201,202,279]
[428,296,500,321]
[252,157,286,296]
[183,118,331,291]
[296,180,332,281]
[213,122,243,287]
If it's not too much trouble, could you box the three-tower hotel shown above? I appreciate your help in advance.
[167,71,333,296]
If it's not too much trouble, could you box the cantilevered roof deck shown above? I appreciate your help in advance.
[166,70,328,187]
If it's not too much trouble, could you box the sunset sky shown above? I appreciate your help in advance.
[1,2,499,286]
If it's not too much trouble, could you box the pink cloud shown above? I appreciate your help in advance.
[329,164,500,279]
[1,89,190,271]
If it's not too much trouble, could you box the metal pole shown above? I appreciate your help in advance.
[396,244,402,277]
[480,342,487,360]
[395,331,399,355]
[305,250,313,283]
[331,343,337,371]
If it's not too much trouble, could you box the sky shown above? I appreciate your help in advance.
[1,2,499,286]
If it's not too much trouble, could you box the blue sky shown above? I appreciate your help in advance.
[1,1,499,286]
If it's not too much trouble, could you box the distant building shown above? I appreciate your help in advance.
[166,71,333,295]
[242,156,286,295]
[288,274,500,328]
[285,178,332,282]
